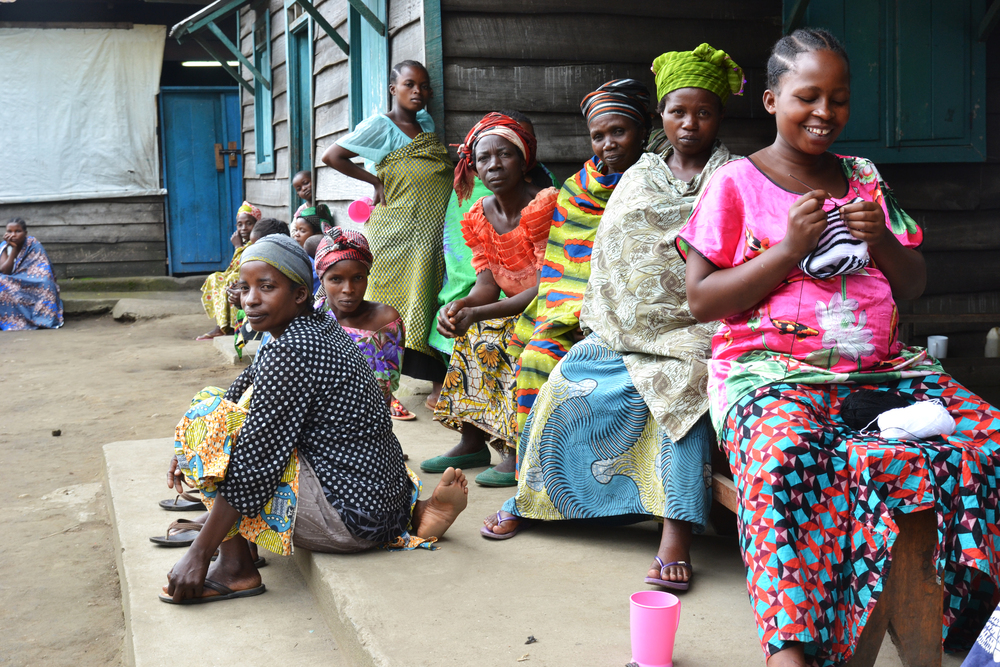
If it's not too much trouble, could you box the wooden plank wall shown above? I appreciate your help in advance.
[440,0,782,183]
[0,196,166,278]
[241,0,426,227]
[887,33,1000,358]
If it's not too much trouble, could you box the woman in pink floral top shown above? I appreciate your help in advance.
[679,29,1000,667]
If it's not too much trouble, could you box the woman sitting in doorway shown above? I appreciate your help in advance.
[163,234,469,604]
[197,201,260,341]
[0,217,63,331]
[483,46,741,597]
[421,113,558,487]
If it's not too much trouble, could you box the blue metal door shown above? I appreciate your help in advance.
[159,87,243,274]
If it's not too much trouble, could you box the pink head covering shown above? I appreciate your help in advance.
[314,227,374,277]
[237,201,262,221]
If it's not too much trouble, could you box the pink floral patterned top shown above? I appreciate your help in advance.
[678,155,940,429]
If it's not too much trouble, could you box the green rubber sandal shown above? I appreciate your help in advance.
[475,467,517,487]
[419,448,492,473]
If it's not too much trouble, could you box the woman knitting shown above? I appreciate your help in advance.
[163,235,469,604]
[421,113,558,487]
[483,47,739,597]
[322,60,453,404]
[680,29,1000,666]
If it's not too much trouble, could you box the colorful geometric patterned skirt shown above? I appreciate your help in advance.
[721,375,1000,665]
[434,316,519,455]
[503,334,713,526]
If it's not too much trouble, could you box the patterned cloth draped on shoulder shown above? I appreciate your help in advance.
[0,236,63,330]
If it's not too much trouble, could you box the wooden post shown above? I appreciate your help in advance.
[846,509,942,667]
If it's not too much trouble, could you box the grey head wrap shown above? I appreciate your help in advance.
[239,233,313,286]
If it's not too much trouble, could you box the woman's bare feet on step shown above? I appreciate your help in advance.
[647,518,694,585]
[413,467,469,538]
[483,509,521,536]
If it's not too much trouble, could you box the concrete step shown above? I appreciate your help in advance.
[61,275,204,293]
[103,439,347,667]
[63,291,203,318]
[104,398,955,667]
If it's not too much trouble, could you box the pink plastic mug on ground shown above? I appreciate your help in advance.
[630,590,681,667]
[347,197,374,223]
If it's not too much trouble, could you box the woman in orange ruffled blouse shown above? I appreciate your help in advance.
[422,113,558,488]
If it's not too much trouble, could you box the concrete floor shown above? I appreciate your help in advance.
[105,392,968,667]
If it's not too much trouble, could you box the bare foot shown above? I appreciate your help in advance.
[414,467,469,538]
[195,326,226,341]
[648,518,693,584]
[483,509,521,536]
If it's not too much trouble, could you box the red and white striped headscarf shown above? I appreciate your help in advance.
[453,112,537,204]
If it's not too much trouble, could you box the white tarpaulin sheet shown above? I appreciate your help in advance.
[0,24,167,204]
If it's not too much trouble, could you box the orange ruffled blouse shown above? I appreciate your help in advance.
[461,187,558,297]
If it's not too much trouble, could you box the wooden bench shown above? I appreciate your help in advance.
[711,471,944,667]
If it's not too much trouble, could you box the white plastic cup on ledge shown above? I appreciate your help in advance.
[927,335,948,359]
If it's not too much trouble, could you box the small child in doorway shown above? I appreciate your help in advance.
[315,228,416,422]
[292,170,313,218]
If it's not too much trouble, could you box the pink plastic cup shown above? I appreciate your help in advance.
[629,590,681,667]
[347,197,374,223]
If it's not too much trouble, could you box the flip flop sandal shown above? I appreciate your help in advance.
[159,578,266,605]
[158,492,206,512]
[480,511,528,540]
[389,398,417,421]
[644,557,692,591]
[149,519,203,547]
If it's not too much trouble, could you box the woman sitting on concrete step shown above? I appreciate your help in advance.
[162,235,468,604]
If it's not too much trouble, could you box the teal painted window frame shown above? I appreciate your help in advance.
[785,0,987,163]
[348,0,388,130]
[253,7,275,175]
[285,6,314,219]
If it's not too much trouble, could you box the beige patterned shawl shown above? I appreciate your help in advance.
[580,142,732,440]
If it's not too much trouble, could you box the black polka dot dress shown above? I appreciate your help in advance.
[221,312,411,543]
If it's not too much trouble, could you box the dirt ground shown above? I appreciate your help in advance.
[0,313,243,666]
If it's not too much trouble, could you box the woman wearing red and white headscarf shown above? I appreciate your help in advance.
[420,113,558,487]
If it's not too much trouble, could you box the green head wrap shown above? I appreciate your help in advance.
[652,43,745,105]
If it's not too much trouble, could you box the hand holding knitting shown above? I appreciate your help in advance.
[840,200,890,247]
[783,189,831,260]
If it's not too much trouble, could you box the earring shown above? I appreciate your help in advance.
[524,174,533,183]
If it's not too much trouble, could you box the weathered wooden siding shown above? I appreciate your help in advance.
[0,196,166,278]
[242,0,425,226]
[440,1,782,182]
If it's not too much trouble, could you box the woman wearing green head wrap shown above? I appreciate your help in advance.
[483,45,740,594]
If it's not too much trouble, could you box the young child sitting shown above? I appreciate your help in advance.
[314,228,416,421]
[679,28,1000,666]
